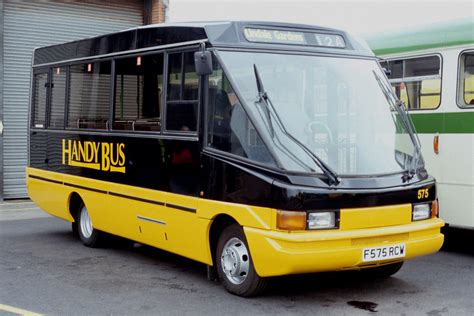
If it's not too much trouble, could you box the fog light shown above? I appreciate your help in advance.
[413,203,431,221]
[308,212,336,230]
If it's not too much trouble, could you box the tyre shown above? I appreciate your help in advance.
[71,221,79,237]
[216,224,267,297]
[77,204,104,248]
[363,261,404,278]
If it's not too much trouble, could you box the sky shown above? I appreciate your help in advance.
[168,0,473,37]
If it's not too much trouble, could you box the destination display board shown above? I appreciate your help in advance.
[243,28,346,48]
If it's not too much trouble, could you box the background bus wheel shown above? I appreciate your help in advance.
[78,204,104,248]
[363,261,404,278]
[216,224,267,297]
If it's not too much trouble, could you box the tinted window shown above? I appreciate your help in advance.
[49,66,67,128]
[114,54,163,132]
[385,56,441,110]
[207,62,276,166]
[166,52,198,132]
[68,61,111,129]
[33,72,48,128]
[167,53,182,100]
[458,51,474,107]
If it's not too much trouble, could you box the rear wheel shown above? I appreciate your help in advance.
[363,261,404,278]
[78,204,104,248]
[71,221,79,237]
[216,224,267,297]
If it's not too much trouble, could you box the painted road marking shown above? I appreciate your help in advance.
[0,303,43,316]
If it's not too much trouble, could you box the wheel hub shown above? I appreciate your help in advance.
[220,237,250,285]
[80,206,93,238]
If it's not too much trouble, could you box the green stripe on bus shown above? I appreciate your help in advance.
[366,18,474,56]
[410,112,474,134]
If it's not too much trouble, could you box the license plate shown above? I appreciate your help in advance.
[362,243,406,262]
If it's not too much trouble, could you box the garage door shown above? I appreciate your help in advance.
[3,0,143,198]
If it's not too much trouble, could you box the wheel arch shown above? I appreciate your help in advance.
[68,191,84,222]
[209,214,239,266]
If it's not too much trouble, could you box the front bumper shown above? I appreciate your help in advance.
[244,218,444,277]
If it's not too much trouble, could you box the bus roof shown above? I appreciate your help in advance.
[33,21,374,66]
[366,18,474,56]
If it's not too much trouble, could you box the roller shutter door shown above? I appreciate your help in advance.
[3,0,143,198]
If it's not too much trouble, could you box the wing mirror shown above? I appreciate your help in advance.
[194,43,213,76]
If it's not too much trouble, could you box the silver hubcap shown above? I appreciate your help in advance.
[80,206,93,239]
[220,237,250,285]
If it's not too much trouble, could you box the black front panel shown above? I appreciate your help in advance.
[271,178,436,210]
[30,131,201,196]
[202,153,436,211]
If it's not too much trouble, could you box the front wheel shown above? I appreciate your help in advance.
[78,204,104,248]
[216,224,267,297]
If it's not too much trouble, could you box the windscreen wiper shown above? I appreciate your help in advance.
[396,100,422,177]
[253,64,340,186]
[254,65,275,138]
[372,71,422,178]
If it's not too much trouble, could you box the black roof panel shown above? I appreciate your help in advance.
[33,21,373,65]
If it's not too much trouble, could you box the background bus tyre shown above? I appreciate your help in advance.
[362,261,404,278]
[78,204,104,248]
[216,224,267,297]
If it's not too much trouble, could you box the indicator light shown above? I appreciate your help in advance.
[277,210,306,230]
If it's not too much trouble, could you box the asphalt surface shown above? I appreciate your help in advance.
[0,203,473,315]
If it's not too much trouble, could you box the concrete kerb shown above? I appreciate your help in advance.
[0,199,50,221]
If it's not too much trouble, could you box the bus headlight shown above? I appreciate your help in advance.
[307,211,337,230]
[412,203,431,221]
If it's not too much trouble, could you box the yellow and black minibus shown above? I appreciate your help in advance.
[28,22,444,296]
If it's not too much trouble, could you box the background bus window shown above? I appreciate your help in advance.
[114,54,163,132]
[166,52,198,132]
[458,51,474,106]
[67,61,111,130]
[381,55,441,110]
[207,63,276,167]
[32,72,48,128]
[49,67,67,129]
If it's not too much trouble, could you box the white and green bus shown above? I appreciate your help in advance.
[367,19,474,231]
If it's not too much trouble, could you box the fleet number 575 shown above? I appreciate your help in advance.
[417,189,429,199]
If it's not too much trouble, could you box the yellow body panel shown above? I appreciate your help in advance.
[340,204,412,230]
[27,167,444,278]
[27,167,211,265]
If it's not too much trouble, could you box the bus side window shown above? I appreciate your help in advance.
[32,72,48,128]
[207,61,276,167]
[114,54,163,132]
[49,66,67,129]
[67,61,111,130]
[165,52,198,132]
[458,51,474,107]
[384,56,441,110]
